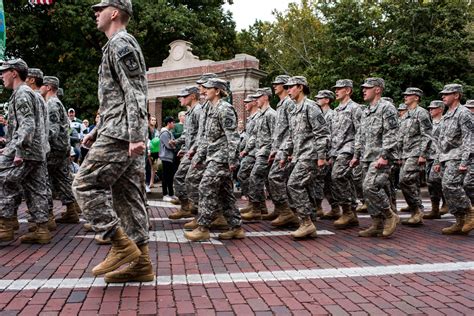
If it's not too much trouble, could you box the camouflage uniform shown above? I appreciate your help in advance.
[72,30,149,244]
[425,102,444,208]
[237,110,259,197]
[463,100,474,204]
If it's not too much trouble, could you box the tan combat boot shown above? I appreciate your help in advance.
[315,199,324,217]
[320,205,341,220]
[440,200,449,215]
[402,207,424,226]
[290,217,317,239]
[19,223,51,244]
[399,205,412,213]
[170,197,181,205]
[190,202,199,215]
[442,215,467,235]
[168,199,194,220]
[95,235,111,245]
[218,227,246,240]
[239,202,253,214]
[83,223,93,232]
[334,205,359,229]
[183,218,198,231]
[382,208,400,237]
[91,227,141,276]
[423,199,441,219]
[55,202,80,224]
[184,226,210,242]
[7,216,20,231]
[358,217,384,237]
[461,207,474,234]
[271,206,299,227]
[241,202,263,221]
[0,218,14,242]
[104,243,155,283]
[262,201,284,221]
[356,202,368,213]
[29,213,57,232]
[210,214,229,230]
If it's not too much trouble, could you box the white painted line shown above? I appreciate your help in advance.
[147,201,178,208]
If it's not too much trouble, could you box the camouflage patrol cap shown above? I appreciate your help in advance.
[244,95,256,103]
[381,97,394,104]
[202,78,228,91]
[92,0,133,16]
[333,79,353,89]
[440,83,463,94]
[283,76,309,88]
[361,77,385,89]
[43,76,60,89]
[0,58,28,73]
[402,87,423,97]
[428,100,444,109]
[253,87,272,98]
[177,86,199,97]
[196,73,217,85]
[27,68,43,79]
[315,90,335,100]
[465,100,474,108]
[398,103,407,111]
[272,75,290,85]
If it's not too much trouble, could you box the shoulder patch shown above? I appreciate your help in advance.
[421,116,432,129]
[386,114,398,129]
[316,113,326,125]
[117,45,131,58]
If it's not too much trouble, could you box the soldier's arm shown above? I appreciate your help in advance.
[381,106,399,161]
[220,107,240,166]
[418,111,433,159]
[48,102,60,144]
[10,94,36,158]
[309,106,329,160]
[460,112,473,167]
[243,119,257,154]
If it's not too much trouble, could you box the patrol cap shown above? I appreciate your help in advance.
[398,103,407,111]
[43,76,60,89]
[202,78,228,92]
[315,90,335,100]
[253,87,272,98]
[272,75,290,85]
[333,79,353,89]
[92,0,132,16]
[27,68,43,79]
[440,83,463,94]
[283,76,309,88]
[402,87,423,97]
[428,100,444,109]
[361,77,385,89]
[196,73,217,85]
[177,86,199,97]
[381,97,394,104]
[464,100,474,108]
[0,58,28,73]
[244,95,256,103]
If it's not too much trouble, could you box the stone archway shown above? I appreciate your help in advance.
[147,40,267,127]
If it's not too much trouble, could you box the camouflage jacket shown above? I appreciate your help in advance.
[436,105,473,166]
[354,98,399,162]
[193,100,211,155]
[47,96,70,156]
[427,119,441,160]
[245,106,276,157]
[242,111,260,157]
[196,99,240,166]
[329,99,362,157]
[95,30,147,143]
[175,103,202,153]
[281,97,329,161]
[34,90,50,155]
[271,96,295,159]
[3,84,46,161]
[399,106,432,159]
[322,107,335,154]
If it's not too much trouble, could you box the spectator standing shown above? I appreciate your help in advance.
[160,116,177,201]
[146,115,159,191]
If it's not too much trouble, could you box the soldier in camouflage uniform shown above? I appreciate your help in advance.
[463,100,474,206]
[434,84,473,235]
[40,76,82,225]
[397,88,432,226]
[351,78,400,238]
[72,0,153,283]
[0,59,50,244]
[167,86,202,220]
[184,78,245,241]
[280,76,329,239]
[423,100,447,219]
[329,79,362,229]
[241,88,276,221]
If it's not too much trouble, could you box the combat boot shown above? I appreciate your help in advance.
[461,207,474,234]
[91,227,141,276]
[0,218,14,242]
[183,218,198,231]
[382,208,399,237]
[6,216,20,231]
[168,199,194,220]
[320,205,341,220]
[358,217,384,237]
[423,199,441,219]
[399,205,412,213]
[218,227,246,240]
[210,214,229,230]
[95,235,111,245]
[239,202,253,214]
[290,216,317,239]
[315,199,324,217]
[184,226,210,242]
[334,204,359,229]
[262,201,285,221]
[190,202,199,215]
[170,197,181,205]
[356,202,368,213]
[402,207,424,226]
[440,200,449,215]
[19,223,51,244]
[442,215,467,235]
[241,202,264,221]
[104,243,154,283]
[271,206,299,227]
[28,215,57,232]
[55,202,80,224]
[83,223,93,232]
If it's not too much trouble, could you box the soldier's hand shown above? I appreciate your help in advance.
[187,149,195,158]
[129,141,146,157]
[240,151,247,158]
[279,159,286,168]
[349,158,359,168]
[13,156,23,166]
[459,164,468,173]
[317,159,326,168]
[268,151,276,163]
[0,137,5,144]
[375,156,388,169]
[193,162,204,170]
[433,164,441,173]
[418,156,426,166]
[82,133,95,148]
[177,150,185,158]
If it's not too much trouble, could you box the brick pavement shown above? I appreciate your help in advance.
[0,197,473,315]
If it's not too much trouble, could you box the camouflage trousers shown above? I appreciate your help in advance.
[237,155,255,197]
[440,160,471,215]
[426,160,443,203]
[352,163,364,201]
[248,155,271,203]
[362,161,392,218]
[197,161,241,228]
[47,152,76,211]
[267,158,291,205]
[463,161,474,205]
[314,164,337,206]
[0,158,49,223]
[173,154,192,200]
[331,154,357,207]
[399,157,424,210]
[72,135,149,245]
[186,155,206,207]
[287,160,317,219]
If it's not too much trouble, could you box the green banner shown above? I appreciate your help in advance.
[0,0,4,60]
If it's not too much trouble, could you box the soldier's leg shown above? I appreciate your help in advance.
[424,160,443,219]
[243,156,270,220]
[463,162,474,205]
[320,164,341,219]
[169,156,193,219]
[237,155,255,198]
[399,157,424,226]
[185,156,206,209]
